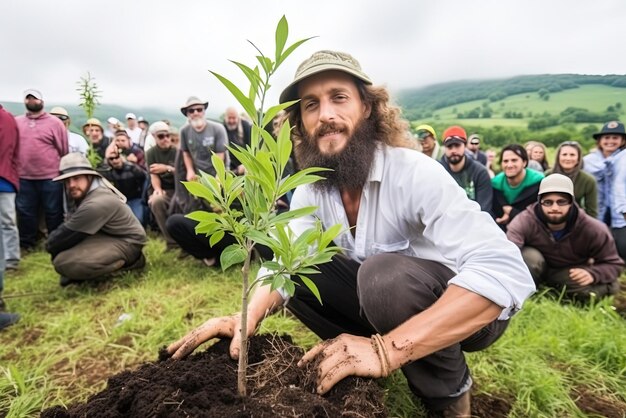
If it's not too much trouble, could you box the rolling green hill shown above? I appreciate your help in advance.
[430,85,626,128]
[398,75,626,149]
[397,74,626,119]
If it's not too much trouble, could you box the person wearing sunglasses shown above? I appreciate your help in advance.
[146,122,177,248]
[506,174,623,301]
[179,96,227,182]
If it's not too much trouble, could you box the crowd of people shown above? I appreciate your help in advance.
[1,49,625,416]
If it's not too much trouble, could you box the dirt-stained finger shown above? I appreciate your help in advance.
[298,337,337,367]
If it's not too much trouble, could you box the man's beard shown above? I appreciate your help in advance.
[190,118,206,130]
[26,102,43,112]
[447,154,464,165]
[295,118,378,193]
[545,213,568,225]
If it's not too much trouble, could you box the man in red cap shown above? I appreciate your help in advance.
[440,125,493,213]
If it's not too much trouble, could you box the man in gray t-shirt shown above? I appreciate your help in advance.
[179,96,227,179]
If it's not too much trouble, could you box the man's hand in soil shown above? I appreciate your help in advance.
[298,333,389,395]
[167,314,252,360]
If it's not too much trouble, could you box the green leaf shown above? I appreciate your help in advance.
[299,275,322,304]
[212,157,226,192]
[209,230,225,247]
[275,15,288,63]
[261,101,298,128]
[185,210,219,223]
[256,55,272,75]
[269,274,286,292]
[286,279,297,296]
[276,120,293,175]
[319,223,344,249]
[210,71,257,118]
[277,170,328,197]
[261,260,282,271]
[246,230,278,249]
[269,206,317,225]
[276,37,316,67]
[183,181,218,203]
[220,244,247,271]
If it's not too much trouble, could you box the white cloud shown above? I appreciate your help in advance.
[1,0,625,115]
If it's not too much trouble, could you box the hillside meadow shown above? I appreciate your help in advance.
[1,236,625,417]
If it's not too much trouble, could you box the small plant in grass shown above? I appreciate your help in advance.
[76,72,103,168]
[183,16,342,396]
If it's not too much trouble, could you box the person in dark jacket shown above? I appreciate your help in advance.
[101,148,147,226]
[439,126,493,213]
[492,144,544,231]
[507,174,623,300]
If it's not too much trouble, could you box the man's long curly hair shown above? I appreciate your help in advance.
[284,77,414,154]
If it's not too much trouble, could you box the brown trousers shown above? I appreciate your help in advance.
[53,233,142,280]
[521,246,619,300]
[286,253,509,411]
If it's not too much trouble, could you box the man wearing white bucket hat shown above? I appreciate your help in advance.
[507,174,623,300]
[45,153,146,286]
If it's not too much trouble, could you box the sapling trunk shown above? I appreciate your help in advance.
[237,242,254,396]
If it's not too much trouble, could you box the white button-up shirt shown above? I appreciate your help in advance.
[267,144,535,320]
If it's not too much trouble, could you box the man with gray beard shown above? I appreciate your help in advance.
[179,97,227,180]
[168,51,535,417]
[223,107,251,175]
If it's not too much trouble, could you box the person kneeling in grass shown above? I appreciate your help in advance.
[507,174,624,301]
[45,153,147,287]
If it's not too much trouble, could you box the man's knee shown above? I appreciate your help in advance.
[521,246,545,283]
[357,254,451,332]
[149,194,168,211]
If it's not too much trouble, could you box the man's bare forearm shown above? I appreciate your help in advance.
[385,285,502,370]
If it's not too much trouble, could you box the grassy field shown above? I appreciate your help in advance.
[428,85,626,128]
[1,236,625,417]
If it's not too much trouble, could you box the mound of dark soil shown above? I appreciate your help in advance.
[41,335,387,418]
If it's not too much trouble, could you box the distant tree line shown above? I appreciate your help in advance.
[527,104,622,131]
[411,122,600,150]
[399,74,626,120]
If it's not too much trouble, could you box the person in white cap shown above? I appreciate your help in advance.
[15,89,68,250]
[168,50,535,417]
[146,121,177,247]
[49,107,89,156]
[179,96,227,181]
[45,153,146,286]
[125,113,142,146]
[105,117,120,139]
[507,174,623,300]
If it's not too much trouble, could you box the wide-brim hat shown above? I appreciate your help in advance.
[592,121,625,140]
[53,153,102,181]
[279,50,372,104]
[180,96,208,116]
[82,117,103,131]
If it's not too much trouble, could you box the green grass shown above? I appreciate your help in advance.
[1,236,625,417]
[429,85,626,127]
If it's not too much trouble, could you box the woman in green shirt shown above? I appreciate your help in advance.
[546,141,598,218]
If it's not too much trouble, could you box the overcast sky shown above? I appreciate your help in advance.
[2,0,625,116]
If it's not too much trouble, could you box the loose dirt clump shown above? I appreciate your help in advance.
[572,386,626,418]
[470,392,513,418]
[41,335,387,418]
